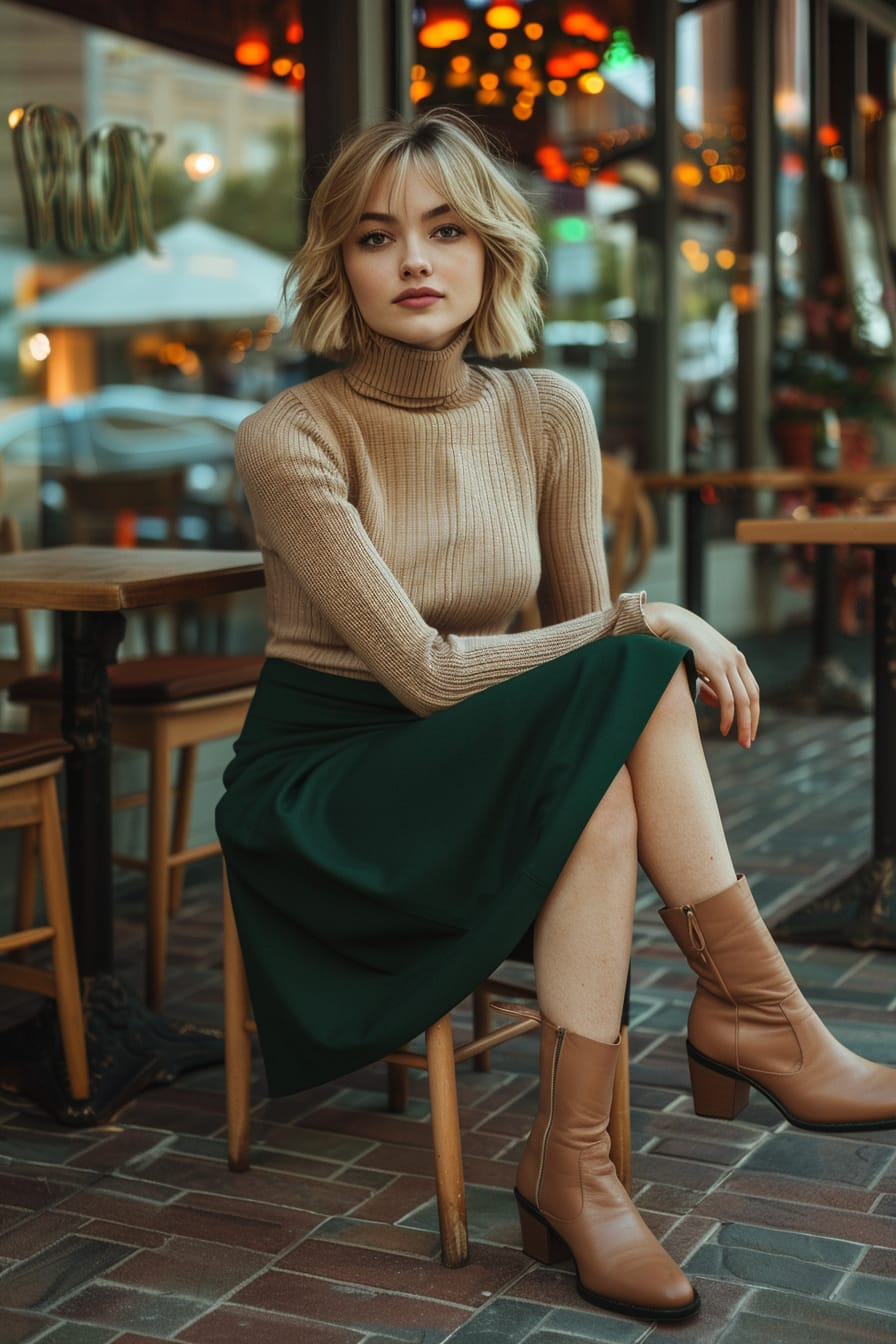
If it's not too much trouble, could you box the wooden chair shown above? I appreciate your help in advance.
[13,656,262,1012]
[601,454,657,599]
[0,509,262,1011]
[223,871,631,1267]
[0,732,89,1103]
[0,517,37,691]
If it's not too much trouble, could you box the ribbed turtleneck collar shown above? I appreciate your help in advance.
[343,325,475,409]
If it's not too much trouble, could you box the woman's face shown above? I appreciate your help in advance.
[341,162,486,350]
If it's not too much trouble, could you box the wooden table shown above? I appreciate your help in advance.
[0,546,264,1123]
[736,517,896,949]
[642,467,896,713]
[640,465,896,615]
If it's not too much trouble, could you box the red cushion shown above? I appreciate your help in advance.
[0,732,71,773]
[9,654,263,706]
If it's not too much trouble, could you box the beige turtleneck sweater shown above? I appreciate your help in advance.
[235,327,654,717]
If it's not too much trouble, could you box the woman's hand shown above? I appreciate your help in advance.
[642,601,760,749]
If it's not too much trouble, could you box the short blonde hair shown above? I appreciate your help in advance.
[287,109,544,360]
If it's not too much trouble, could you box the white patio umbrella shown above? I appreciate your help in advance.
[21,219,290,328]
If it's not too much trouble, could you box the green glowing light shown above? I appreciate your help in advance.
[603,27,635,69]
[553,216,591,242]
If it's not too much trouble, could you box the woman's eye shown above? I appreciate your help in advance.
[358,230,390,247]
[433,224,463,239]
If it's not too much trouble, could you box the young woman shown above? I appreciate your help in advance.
[217,109,896,1324]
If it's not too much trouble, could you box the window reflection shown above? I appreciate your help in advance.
[412,3,656,468]
[0,1,302,552]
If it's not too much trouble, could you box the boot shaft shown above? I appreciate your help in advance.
[660,876,799,1007]
[518,1019,620,1214]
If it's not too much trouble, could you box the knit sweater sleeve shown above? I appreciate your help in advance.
[529,369,613,624]
[237,392,652,718]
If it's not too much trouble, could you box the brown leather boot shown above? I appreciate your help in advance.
[508,1007,698,1321]
[660,876,896,1131]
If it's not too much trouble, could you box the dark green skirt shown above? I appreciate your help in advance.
[215,636,691,1095]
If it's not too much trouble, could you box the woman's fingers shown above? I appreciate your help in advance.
[643,602,760,748]
[697,648,760,748]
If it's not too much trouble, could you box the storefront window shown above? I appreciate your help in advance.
[411,2,656,468]
[1,0,303,551]
[674,0,743,479]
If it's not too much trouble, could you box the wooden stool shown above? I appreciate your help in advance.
[223,870,541,1268]
[223,870,632,1266]
[0,733,88,1102]
[11,654,262,1010]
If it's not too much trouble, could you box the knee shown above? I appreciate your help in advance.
[584,765,637,854]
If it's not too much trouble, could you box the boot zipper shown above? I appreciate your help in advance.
[536,1027,564,1208]
[681,905,708,962]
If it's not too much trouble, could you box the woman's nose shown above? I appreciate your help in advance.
[401,249,432,278]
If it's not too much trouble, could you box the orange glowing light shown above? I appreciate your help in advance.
[547,78,567,96]
[272,56,293,76]
[817,123,840,147]
[450,54,472,72]
[674,163,703,187]
[524,22,543,40]
[485,2,522,31]
[285,19,303,43]
[578,71,605,94]
[489,32,507,47]
[560,3,610,43]
[545,44,599,78]
[234,30,270,65]
[480,72,500,90]
[418,3,471,48]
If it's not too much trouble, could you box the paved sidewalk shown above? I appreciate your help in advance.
[0,682,894,1341]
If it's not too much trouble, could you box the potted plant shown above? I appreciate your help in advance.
[772,276,896,469]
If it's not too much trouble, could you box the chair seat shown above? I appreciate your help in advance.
[0,732,71,773]
[9,654,264,706]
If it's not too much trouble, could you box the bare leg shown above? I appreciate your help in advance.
[534,663,734,1038]
[533,766,637,1044]
[627,665,737,906]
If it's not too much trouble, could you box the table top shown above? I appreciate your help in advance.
[737,517,896,546]
[640,466,896,493]
[0,546,265,611]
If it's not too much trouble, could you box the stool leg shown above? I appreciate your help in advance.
[38,775,89,1101]
[387,1059,409,1113]
[14,823,39,933]
[425,1015,468,1268]
[168,745,197,917]
[224,870,252,1172]
[145,723,171,1011]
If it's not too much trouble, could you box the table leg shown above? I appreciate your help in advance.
[0,610,224,1126]
[61,609,123,975]
[684,487,705,616]
[773,545,896,949]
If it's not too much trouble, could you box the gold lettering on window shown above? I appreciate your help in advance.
[11,103,162,256]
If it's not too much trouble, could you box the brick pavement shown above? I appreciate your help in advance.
[0,697,894,1343]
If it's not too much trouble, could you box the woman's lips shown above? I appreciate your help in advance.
[394,288,442,308]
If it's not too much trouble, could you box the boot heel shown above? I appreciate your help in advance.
[514,1190,569,1265]
[688,1051,750,1119]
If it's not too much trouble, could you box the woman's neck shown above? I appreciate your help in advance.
[344,325,474,408]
